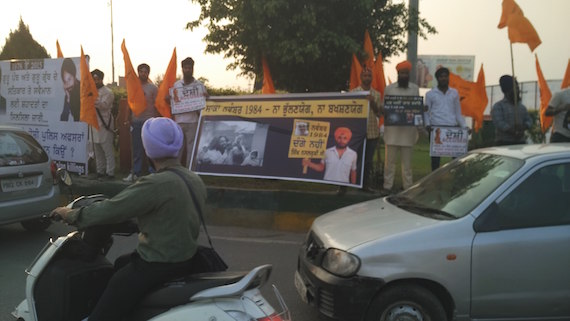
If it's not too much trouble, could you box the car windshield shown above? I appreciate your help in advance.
[0,130,48,167]
[390,152,523,219]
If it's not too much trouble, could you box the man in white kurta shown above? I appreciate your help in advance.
[90,69,115,178]
[382,61,420,191]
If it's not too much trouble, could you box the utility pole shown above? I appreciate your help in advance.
[110,0,116,85]
[407,0,419,84]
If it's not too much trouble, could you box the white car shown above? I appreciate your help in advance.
[295,144,570,321]
[0,126,60,231]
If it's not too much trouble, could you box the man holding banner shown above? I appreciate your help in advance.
[382,61,420,193]
[171,57,209,168]
[424,67,469,171]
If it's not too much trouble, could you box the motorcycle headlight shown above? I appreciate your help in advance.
[321,248,360,277]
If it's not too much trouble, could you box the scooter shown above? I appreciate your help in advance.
[12,173,291,321]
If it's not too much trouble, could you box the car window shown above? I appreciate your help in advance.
[0,130,48,167]
[398,153,522,219]
[494,163,570,229]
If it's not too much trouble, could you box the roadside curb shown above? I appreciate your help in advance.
[68,176,379,232]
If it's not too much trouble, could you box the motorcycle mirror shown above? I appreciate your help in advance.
[56,168,72,186]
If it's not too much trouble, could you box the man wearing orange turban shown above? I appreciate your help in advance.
[382,60,420,193]
[303,126,357,184]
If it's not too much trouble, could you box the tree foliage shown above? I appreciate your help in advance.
[0,18,50,60]
[188,0,436,92]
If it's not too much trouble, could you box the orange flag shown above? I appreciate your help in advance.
[121,39,146,116]
[79,46,99,129]
[349,54,362,90]
[561,59,570,89]
[535,55,553,133]
[56,40,63,58]
[261,55,276,94]
[449,64,488,132]
[497,0,541,52]
[155,48,176,118]
[363,30,375,70]
[372,53,387,127]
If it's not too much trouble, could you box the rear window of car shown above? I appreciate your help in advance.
[0,130,48,167]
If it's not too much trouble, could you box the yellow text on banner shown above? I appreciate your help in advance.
[203,98,368,119]
[288,119,330,159]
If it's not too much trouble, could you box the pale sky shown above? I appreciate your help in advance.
[1,0,568,91]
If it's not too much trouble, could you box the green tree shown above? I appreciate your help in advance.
[188,0,436,92]
[0,17,50,60]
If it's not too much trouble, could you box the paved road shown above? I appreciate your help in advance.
[0,222,322,321]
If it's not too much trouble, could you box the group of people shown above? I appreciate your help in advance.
[197,134,260,166]
[305,58,570,194]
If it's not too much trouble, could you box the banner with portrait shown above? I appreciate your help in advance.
[190,92,369,187]
[429,126,469,157]
[416,55,475,88]
[0,58,89,175]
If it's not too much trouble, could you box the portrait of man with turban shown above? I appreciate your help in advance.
[302,126,357,184]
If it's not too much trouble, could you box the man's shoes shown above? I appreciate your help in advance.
[122,173,138,183]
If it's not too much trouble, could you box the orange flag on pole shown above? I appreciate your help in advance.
[155,47,176,118]
[56,40,64,58]
[372,53,387,127]
[349,54,362,90]
[121,39,146,116]
[261,55,276,94]
[363,30,375,70]
[79,46,99,129]
[561,59,570,89]
[449,64,488,132]
[535,55,553,133]
[497,0,541,52]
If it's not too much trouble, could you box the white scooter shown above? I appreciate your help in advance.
[12,175,291,321]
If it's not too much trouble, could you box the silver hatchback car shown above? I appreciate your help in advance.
[0,125,60,231]
[296,144,570,321]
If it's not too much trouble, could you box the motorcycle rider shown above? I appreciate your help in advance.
[51,117,207,321]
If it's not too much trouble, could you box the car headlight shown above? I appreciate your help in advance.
[321,248,360,277]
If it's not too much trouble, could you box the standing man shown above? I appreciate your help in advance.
[382,60,420,193]
[352,67,381,192]
[302,127,357,184]
[491,75,532,146]
[424,67,469,171]
[544,88,570,143]
[124,63,158,182]
[172,57,209,168]
[91,69,115,179]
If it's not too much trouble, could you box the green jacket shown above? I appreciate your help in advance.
[68,161,206,263]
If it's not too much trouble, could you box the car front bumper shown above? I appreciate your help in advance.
[295,246,385,321]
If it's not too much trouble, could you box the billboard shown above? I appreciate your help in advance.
[417,55,475,88]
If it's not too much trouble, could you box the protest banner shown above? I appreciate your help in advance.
[170,82,207,114]
[383,95,424,126]
[0,58,89,175]
[191,92,369,187]
[429,126,469,157]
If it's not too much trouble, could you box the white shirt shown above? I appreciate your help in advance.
[425,86,466,127]
[321,146,357,183]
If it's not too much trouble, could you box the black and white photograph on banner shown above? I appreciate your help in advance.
[195,120,268,167]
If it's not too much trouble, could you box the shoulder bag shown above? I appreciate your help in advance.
[166,168,228,272]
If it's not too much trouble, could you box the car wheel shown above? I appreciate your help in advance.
[366,285,447,321]
[21,217,51,232]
